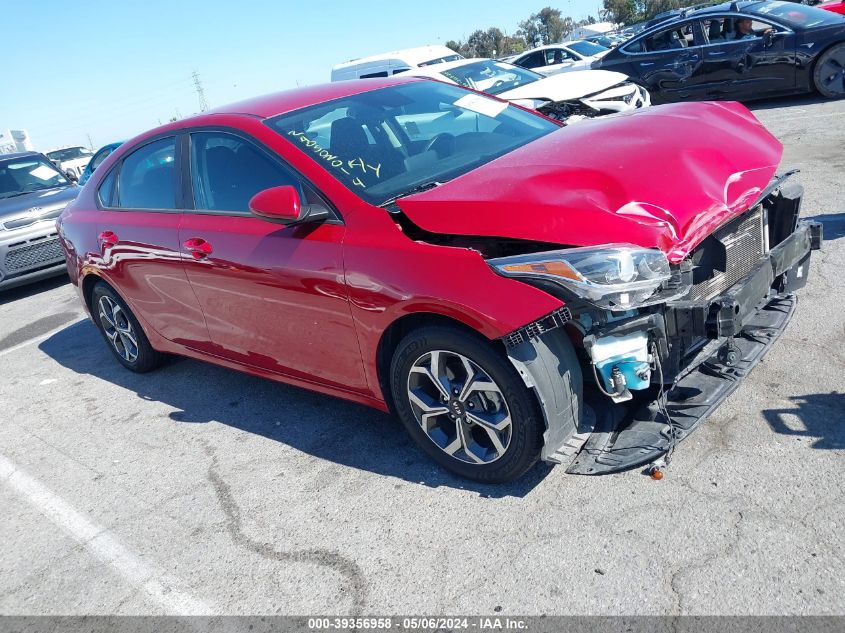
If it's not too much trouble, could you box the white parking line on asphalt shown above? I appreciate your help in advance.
[0,318,85,358]
[0,453,213,615]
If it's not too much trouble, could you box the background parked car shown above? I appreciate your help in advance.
[410,58,649,123]
[596,0,845,102]
[506,40,610,75]
[0,152,78,290]
[331,45,463,81]
[78,142,123,186]
[45,146,93,179]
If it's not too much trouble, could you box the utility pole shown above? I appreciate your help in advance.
[192,70,209,112]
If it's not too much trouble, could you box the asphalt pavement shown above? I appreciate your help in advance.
[0,95,843,616]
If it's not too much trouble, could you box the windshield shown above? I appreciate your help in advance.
[438,60,541,95]
[267,81,558,206]
[46,147,92,161]
[567,41,609,57]
[752,1,845,27]
[0,156,70,198]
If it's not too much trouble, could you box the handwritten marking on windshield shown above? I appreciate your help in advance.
[287,130,382,187]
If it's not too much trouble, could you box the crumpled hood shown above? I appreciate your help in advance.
[500,69,630,102]
[397,101,782,262]
[0,186,79,221]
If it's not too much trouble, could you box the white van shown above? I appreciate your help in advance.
[330,45,462,82]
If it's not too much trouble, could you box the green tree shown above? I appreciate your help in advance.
[518,7,574,47]
[602,0,701,25]
[447,28,525,58]
[445,40,463,54]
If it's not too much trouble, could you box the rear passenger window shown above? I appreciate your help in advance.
[116,137,177,209]
[190,132,300,213]
[642,24,695,51]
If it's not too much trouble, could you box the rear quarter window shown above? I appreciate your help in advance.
[97,167,117,207]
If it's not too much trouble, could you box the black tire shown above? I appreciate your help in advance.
[813,43,845,99]
[91,282,164,373]
[389,325,544,483]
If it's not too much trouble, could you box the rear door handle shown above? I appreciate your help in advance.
[183,237,213,259]
[98,230,118,247]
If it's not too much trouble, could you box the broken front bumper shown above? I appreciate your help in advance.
[508,219,823,475]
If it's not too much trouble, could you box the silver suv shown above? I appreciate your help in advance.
[0,152,79,290]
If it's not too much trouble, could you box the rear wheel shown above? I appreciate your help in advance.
[389,326,544,483]
[814,43,845,99]
[91,282,164,373]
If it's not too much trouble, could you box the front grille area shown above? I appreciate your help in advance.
[688,206,765,301]
[3,207,64,231]
[4,234,64,273]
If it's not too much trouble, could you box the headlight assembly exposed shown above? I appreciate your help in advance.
[488,244,689,310]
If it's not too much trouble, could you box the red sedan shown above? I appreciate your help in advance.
[58,77,820,482]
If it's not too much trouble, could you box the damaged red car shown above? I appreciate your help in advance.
[58,77,822,482]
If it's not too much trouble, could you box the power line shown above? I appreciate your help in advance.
[192,70,209,112]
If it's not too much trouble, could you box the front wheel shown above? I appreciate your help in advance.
[389,326,544,483]
[814,43,845,99]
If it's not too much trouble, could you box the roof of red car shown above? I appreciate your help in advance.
[206,76,421,119]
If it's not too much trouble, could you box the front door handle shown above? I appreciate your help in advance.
[98,230,118,248]
[183,237,213,259]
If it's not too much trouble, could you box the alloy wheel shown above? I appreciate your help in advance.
[98,295,139,363]
[406,350,512,464]
[819,50,845,96]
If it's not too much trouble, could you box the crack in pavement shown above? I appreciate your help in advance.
[666,508,746,615]
[203,442,368,615]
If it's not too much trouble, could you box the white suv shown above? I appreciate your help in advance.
[45,146,93,179]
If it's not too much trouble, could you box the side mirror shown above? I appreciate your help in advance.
[763,30,780,47]
[65,170,79,183]
[248,185,330,225]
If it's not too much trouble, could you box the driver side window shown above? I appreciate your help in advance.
[189,132,300,214]
[516,51,546,69]
[544,48,573,64]
[642,23,695,52]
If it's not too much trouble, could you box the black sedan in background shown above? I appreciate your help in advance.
[596,1,845,102]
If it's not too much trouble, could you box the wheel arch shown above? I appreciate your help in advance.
[81,271,107,314]
[375,311,503,415]
[81,272,157,345]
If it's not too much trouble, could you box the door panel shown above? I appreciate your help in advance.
[698,19,796,98]
[96,135,207,347]
[179,129,366,391]
[178,214,367,390]
[624,47,706,101]
[97,210,207,346]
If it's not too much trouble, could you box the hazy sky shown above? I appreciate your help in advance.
[1,0,602,152]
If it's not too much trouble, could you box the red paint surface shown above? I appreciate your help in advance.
[821,1,845,15]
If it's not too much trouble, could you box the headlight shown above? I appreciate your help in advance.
[489,244,689,310]
[510,98,551,110]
